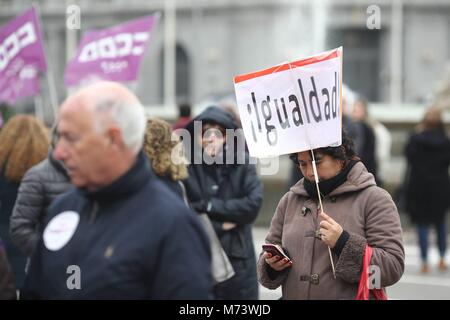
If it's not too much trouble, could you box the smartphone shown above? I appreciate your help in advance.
[262,244,291,261]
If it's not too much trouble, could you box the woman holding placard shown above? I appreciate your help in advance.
[257,130,404,299]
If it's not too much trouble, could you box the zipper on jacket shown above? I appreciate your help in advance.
[71,200,99,268]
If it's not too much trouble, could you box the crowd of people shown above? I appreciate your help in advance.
[0,80,448,300]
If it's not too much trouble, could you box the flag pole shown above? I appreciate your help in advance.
[34,93,44,121]
[163,0,176,109]
[65,0,79,96]
[32,1,58,125]
[45,70,58,123]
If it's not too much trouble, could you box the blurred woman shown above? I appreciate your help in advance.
[144,118,188,198]
[10,125,71,258]
[404,106,450,273]
[350,98,378,184]
[0,115,49,289]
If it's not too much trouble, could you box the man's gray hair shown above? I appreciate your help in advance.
[93,97,147,153]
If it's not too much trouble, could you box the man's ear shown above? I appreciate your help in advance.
[107,127,125,148]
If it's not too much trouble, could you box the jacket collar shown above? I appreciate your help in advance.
[48,149,69,179]
[290,161,377,198]
[81,151,152,202]
[303,160,358,199]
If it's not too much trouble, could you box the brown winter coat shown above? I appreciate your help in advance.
[258,162,404,299]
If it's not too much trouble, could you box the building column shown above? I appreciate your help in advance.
[390,0,403,104]
[164,0,176,108]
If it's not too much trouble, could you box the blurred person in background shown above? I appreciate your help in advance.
[341,85,364,155]
[10,125,71,259]
[0,115,49,290]
[351,98,383,185]
[173,103,192,130]
[352,98,391,187]
[144,118,188,199]
[404,106,450,273]
[146,117,236,285]
[183,106,263,300]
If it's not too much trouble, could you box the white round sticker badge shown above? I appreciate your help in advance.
[43,211,80,251]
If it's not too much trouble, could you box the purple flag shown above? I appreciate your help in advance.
[64,14,159,87]
[0,7,47,104]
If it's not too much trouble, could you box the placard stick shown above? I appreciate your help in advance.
[311,149,336,279]
[284,60,337,279]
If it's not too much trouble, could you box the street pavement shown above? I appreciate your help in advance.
[253,227,450,300]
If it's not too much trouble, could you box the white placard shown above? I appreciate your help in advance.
[234,47,343,158]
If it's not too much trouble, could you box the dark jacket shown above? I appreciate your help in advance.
[10,151,71,257]
[159,177,185,200]
[0,176,19,224]
[344,116,378,182]
[405,128,450,224]
[0,238,16,300]
[21,152,212,299]
[0,173,25,289]
[184,106,263,299]
[358,121,378,183]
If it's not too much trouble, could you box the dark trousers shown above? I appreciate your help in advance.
[417,222,447,262]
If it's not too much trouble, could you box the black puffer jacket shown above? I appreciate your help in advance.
[183,106,263,299]
[10,151,71,257]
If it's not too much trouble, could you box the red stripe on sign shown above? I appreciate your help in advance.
[234,49,340,84]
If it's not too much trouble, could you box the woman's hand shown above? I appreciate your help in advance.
[318,211,343,248]
[263,245,293,271]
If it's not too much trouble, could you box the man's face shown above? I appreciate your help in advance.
[54,103,111,189]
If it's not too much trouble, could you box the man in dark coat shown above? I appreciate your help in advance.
[183,106,263,300]
[21,82,212,299]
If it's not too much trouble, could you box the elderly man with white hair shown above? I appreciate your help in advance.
[21,82,212,299]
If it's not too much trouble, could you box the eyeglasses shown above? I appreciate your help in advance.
[202,128,225,139]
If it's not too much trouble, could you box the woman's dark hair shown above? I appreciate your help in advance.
[289,129,358,164]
